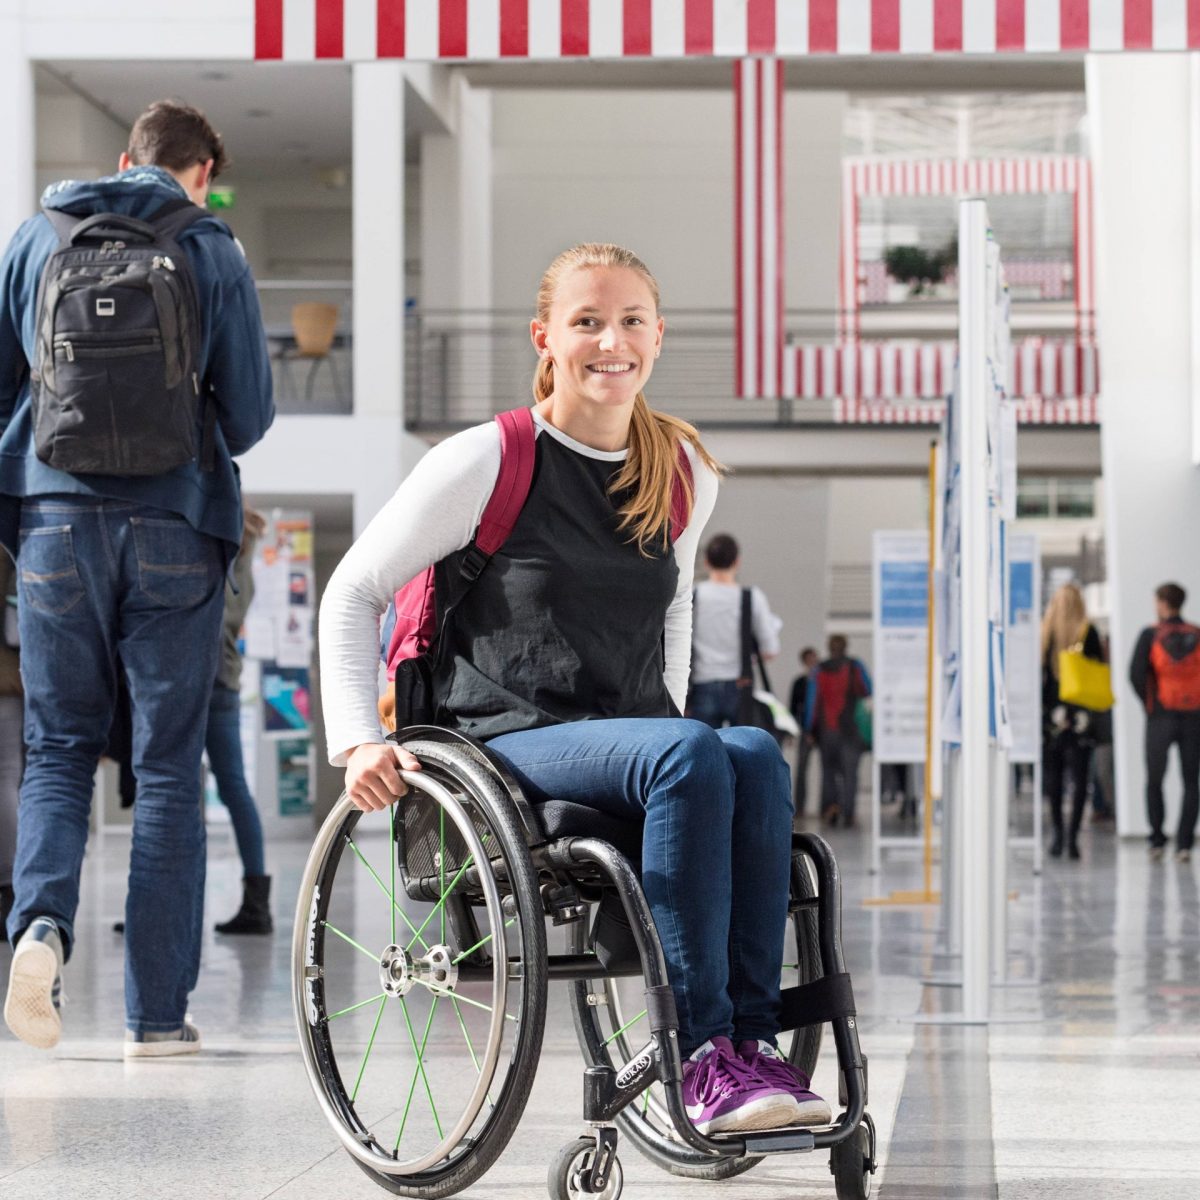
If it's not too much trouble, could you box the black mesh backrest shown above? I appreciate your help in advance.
[531,799,644,864]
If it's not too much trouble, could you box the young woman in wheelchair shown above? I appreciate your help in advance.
[320,242,831,1137]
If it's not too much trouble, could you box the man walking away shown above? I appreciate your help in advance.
[689,533,782,729]
[1129,582,1200,863]
[788,647,818,815]
[1,101,274,1055]
[806,635,872,828]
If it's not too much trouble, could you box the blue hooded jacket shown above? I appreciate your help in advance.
[0,166,274,565]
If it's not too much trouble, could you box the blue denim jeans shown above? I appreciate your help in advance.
[486,718,792,1056]
[7,498,224,1032]
[688,680,741,729]
[205,682,265,877]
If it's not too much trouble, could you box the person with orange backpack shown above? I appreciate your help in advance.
[1129,582,1200,862]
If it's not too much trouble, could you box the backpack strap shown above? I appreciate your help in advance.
[739,587,754,686]
[148,197,216,243]
[459,406,536,582]
[669,441,694,544]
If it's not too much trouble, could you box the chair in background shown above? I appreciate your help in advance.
[273,302,347,409]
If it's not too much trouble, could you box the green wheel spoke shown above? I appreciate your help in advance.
[405,856,475,952]
[327,992,388,1020]
[451,917,516,965]
[603,1008,648,1048]
[322,920,378,964]
[413,979,517,1023]
[389,805,397,946]
[350,996,388,1102]
[346,836,431,953]
[450,996,496,1108]
[394,995,443,1148]
[641,1088,651,1114]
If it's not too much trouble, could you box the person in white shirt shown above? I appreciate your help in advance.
[688,533,782,729]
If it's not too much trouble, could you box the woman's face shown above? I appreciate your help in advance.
[531,265,664,411]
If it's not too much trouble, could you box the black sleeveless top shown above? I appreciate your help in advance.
[431,429,680,740]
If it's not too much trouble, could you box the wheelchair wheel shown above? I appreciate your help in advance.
[570,849,824,1180]
[293,740,547,1198]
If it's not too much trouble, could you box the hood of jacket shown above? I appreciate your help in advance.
[40,167,221,235]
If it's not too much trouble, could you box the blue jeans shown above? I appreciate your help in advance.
[486,718,792,1056]
[7,498,224,1032]
[689,680,741,729]
[206,683,265,877]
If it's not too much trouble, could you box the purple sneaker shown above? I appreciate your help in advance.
[737,1039,832,1126]
[682,1036,801,1134]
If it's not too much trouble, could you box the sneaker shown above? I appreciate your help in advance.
[4,916,64,1049]
[1149,844,1166,862]
[681,1036,799,1134]
[124,1021,201,1059]
[737,1040,832,1125]
[1176,848,1192,864]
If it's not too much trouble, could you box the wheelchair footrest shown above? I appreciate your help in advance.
[733,1129,817,1154]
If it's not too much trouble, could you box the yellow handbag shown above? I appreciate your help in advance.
[1058,625,1114,712]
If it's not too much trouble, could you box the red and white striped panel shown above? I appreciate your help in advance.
[735,57,783,400]
[846,157,1084,197]
[255,2,1200,61]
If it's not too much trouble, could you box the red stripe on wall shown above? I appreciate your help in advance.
[734,61,744,397]
[933,0,962,50]
[871,0,900,52]
[995,0,1024,51]
[377,0,405,56]
[755,61,765,398]
[1124,0,1153,48]
[501,0,529,56]
[809,0,838,53]
[1190,0,1200,47]
[1060,0,1088,49]
[255,0,283,58]
[748,0,776,53]
[774,59,784,398]
[562,0,589,55]
[685,0,713,54]
[624,0,652,56]
[315,0,344,58]
[440,0,468,56]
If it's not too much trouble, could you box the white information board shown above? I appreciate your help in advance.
[1004,532,1042,765]
[872,531,930,764]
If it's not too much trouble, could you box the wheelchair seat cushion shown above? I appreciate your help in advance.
[530,798,643,863]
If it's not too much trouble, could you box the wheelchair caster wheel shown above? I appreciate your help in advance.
[830,1120,875,1200]
[548,1136,624,1200]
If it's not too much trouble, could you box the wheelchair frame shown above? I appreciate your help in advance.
[293,726,876,1199]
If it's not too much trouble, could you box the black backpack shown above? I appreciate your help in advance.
[30,200,214,477]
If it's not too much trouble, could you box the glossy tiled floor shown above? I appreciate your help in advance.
[2,806,1198,1198]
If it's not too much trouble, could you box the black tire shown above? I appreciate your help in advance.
[831,1122,873,1200]
[547,1137,625,1200]
[294,739,547,1199]
[568,846,826,1181]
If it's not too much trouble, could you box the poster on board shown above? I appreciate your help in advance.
[1005,532,1041,764]
[872,531,930,764]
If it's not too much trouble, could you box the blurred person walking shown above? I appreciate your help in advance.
[1129,582,1200,863]
[788,647,818,815]
[210,508,272,934]
[689,533,782,730]
[1,101,274,1055]
[1041,584,1105,860]
[806,635,872,829]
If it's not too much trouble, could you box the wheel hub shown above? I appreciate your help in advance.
[379,944,459,998]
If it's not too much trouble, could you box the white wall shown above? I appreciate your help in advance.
[34,90,128,195]
[1088,53,1200,838]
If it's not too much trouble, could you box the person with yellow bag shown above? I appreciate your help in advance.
[1041,583,1111,860]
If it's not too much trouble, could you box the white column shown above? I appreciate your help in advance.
[352,63,406,427]
[0,9,35,243]
[455,77,493,311]
[1087,55,1200,839]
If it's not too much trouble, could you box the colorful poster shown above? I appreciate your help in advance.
[262,663,311,732]
[276,737,312,816]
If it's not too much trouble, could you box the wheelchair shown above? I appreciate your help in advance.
[292,726,875,1199]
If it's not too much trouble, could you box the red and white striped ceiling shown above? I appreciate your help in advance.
[256,0,1200,62]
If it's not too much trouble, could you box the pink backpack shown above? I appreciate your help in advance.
[379,407,695,730]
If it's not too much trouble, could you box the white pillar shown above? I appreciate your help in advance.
[1087,55,1200,839]
[455,77,492,311]
[352,63,406,427]
[0,10,35,243]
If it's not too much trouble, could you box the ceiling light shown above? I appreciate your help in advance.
[200,69,231,82]
[245,107,272,118]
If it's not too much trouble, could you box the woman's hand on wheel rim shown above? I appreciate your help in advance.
[345,743,423,811]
